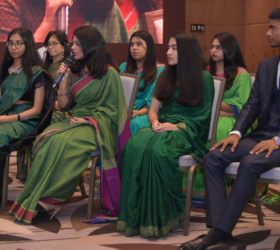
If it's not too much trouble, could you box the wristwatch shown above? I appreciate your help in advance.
[273,136,280,146]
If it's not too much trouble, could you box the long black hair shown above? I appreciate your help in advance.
[70,26,119,78]
[2,27,44,87]
[208,32,247,91]
[124,30,157,92]
[44,31,70,70]
[154,31,205,107]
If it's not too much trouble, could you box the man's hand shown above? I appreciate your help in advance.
[211,134,239,152]
[250,139,280,158]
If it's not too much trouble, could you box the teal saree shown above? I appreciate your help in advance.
[119,62,165,135]
[117,71,214,238]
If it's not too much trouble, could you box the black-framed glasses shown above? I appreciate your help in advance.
[45,42,59,48]
[6,41,25,49]
[208,45,223,51]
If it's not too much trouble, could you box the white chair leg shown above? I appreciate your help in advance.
[87,155,99,219]
[2,153,11,207]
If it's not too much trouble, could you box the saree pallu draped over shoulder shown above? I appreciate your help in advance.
[0,66,47,196]
[9,67,131,224]
[117,71,215,238]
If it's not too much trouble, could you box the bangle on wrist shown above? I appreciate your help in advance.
[140,109,143,115]
[149,117,158,126]
[57,90,68,96]
[17,113,20,121]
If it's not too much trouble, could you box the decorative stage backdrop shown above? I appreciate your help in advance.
[0,0,163,44]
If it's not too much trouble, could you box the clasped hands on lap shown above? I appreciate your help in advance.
[211,134,280,158]
[151,118,179,133]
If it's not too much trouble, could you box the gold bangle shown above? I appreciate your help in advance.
[140,109,143,115]
[149,117,158,126]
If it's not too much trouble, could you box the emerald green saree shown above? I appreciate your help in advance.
[0,66,48,196]
[117,71,214,238]
[10,67,130,224]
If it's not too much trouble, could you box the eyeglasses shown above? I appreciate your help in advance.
[45,42,59,48]
[208,45,223,51]
[6,41,25,49]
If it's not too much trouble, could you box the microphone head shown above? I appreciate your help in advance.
[65,55,74,66]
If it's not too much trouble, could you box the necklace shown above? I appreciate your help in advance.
[10,65,23,74]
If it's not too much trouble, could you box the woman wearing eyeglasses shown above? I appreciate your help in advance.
[16,31,71,181]
[207,32,252,143]
[0,27,53,198]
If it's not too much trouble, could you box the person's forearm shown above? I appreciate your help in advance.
[220,102,234,113]
[57,83,69,108]
[34,10,57,42]
[219,110,236,117]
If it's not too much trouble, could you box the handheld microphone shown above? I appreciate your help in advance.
[52,55,74,88]
[57,6,69,34]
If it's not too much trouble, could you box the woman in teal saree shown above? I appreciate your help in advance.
[9,26,130,224]
[119,30,165,135]
[0,27,50,199]
[16,30,71,181]
[117,32,214,238]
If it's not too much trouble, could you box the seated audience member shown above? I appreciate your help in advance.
[179,7,280,250]
[9,26,130,224]
[117,31,214,238]
[207,32,252,143]
[119,30,165,135]
[17,30,71,181]
[0,27,52,199]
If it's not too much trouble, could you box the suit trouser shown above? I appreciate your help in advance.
[203,136,280,234]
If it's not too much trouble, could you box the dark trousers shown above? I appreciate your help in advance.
[203,136,280,234]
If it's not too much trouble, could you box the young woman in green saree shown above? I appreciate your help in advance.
[16,30,71,181]
[9,26,130,224]
[0,27,50,200]
[117,32,214,238]
[119,30,165,135]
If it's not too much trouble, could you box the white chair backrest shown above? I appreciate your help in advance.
[37,46,47,61]
[120,73,140,118]
[250,73,256,85]
[208,77,226,147]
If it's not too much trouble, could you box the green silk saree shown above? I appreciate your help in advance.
[10,67,130,224]
[117,71,214,238]
[0,66,48,196]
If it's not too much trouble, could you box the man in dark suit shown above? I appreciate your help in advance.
[179,7,280,250]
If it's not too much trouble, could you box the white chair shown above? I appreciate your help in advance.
[37,46,47,61]
[179,76,226,236]
[80,73,140,219]
[225,162,280,225]
[250,73,256,85]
